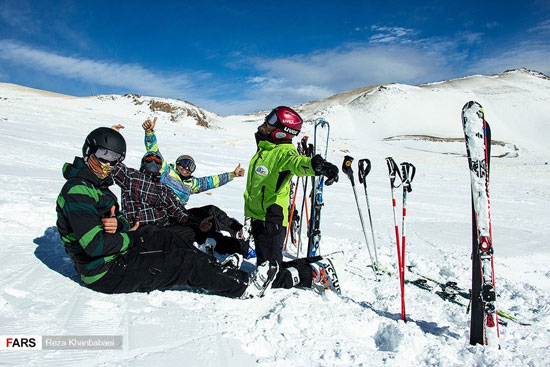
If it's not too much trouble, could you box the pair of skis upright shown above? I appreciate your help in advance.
[462,101,500,347]
[284,118,331,258]
[307,118,331,257]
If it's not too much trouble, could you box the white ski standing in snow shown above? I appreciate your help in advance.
[462,101,500,347]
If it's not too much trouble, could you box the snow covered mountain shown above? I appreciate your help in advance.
[1,69,549,366]
[295,69,550,153]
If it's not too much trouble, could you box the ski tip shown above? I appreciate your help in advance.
[462,101,477,110]
[462,100,484,112]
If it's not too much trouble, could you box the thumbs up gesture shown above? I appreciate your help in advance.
[233,163,245,177]
[142,117,157,133]
[101,206,119,234]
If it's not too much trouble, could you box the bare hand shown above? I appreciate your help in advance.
[199,216,213,233]
[130,222,140,231]
[142,117,157,133]
[233,163,245,177]
[111,124,125,132]
[102,206,118,234]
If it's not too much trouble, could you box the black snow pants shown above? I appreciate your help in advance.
[187,205,248,256]
[88,229,249,298]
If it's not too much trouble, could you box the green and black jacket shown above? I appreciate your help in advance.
[56,157,132,285]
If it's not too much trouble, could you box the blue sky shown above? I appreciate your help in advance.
[1,0,549,115]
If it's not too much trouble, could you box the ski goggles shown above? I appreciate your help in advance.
[266,109,280,126]
[177,158,196,172]
[144,155,162,164]
[95,147,123,165]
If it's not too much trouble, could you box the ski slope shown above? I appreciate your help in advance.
[1,70,549,366]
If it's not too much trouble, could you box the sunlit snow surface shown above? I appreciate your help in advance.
[1,70,549,366]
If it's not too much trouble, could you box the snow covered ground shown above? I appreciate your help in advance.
[1,70,549,366]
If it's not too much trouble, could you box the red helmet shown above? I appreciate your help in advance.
[265,106,303,141]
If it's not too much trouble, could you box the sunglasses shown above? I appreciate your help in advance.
[177,158,196,172]
[144,155,162,164]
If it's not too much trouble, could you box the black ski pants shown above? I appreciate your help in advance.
[140,222,248,258]
[251,220,315,289]
[88,229,248,298]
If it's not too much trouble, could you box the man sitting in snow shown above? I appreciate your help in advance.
[55,126,277,298]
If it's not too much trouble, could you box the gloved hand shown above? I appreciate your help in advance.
[311,154,339,186]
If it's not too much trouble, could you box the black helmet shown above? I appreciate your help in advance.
[82,127,126,161]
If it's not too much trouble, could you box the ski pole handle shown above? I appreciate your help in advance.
[300,136,309,155]
[400,162,416,193]
[316,118,329,128]
[385,157,402,188]
[307,143,314,158]
[342,156,355,185]
[358,158,371,185]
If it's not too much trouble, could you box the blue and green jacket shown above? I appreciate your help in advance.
[56,157,132,285]
[144,131,234,204]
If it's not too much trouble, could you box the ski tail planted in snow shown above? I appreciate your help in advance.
[462,100,499,347]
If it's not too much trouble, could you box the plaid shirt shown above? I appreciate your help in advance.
[112,163,188,227]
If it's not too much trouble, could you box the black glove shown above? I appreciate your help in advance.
[230,221,244,232]
[311,154,339,186]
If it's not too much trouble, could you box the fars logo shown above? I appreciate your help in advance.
[255,165,269,176]
[1,336,41,350]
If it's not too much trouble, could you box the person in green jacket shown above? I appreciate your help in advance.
[244,106,339,290]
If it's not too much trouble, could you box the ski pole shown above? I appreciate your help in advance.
[386,157,405,321]
[358,158,380,269]
[296,180,309,257]
[400,162,416,322]
[295,137,311,257]
[342,156,378,279]
[284,176,300,251]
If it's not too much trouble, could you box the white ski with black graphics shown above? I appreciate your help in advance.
[462,101,500,347]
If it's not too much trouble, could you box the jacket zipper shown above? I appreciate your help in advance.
[261,186,265,211]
